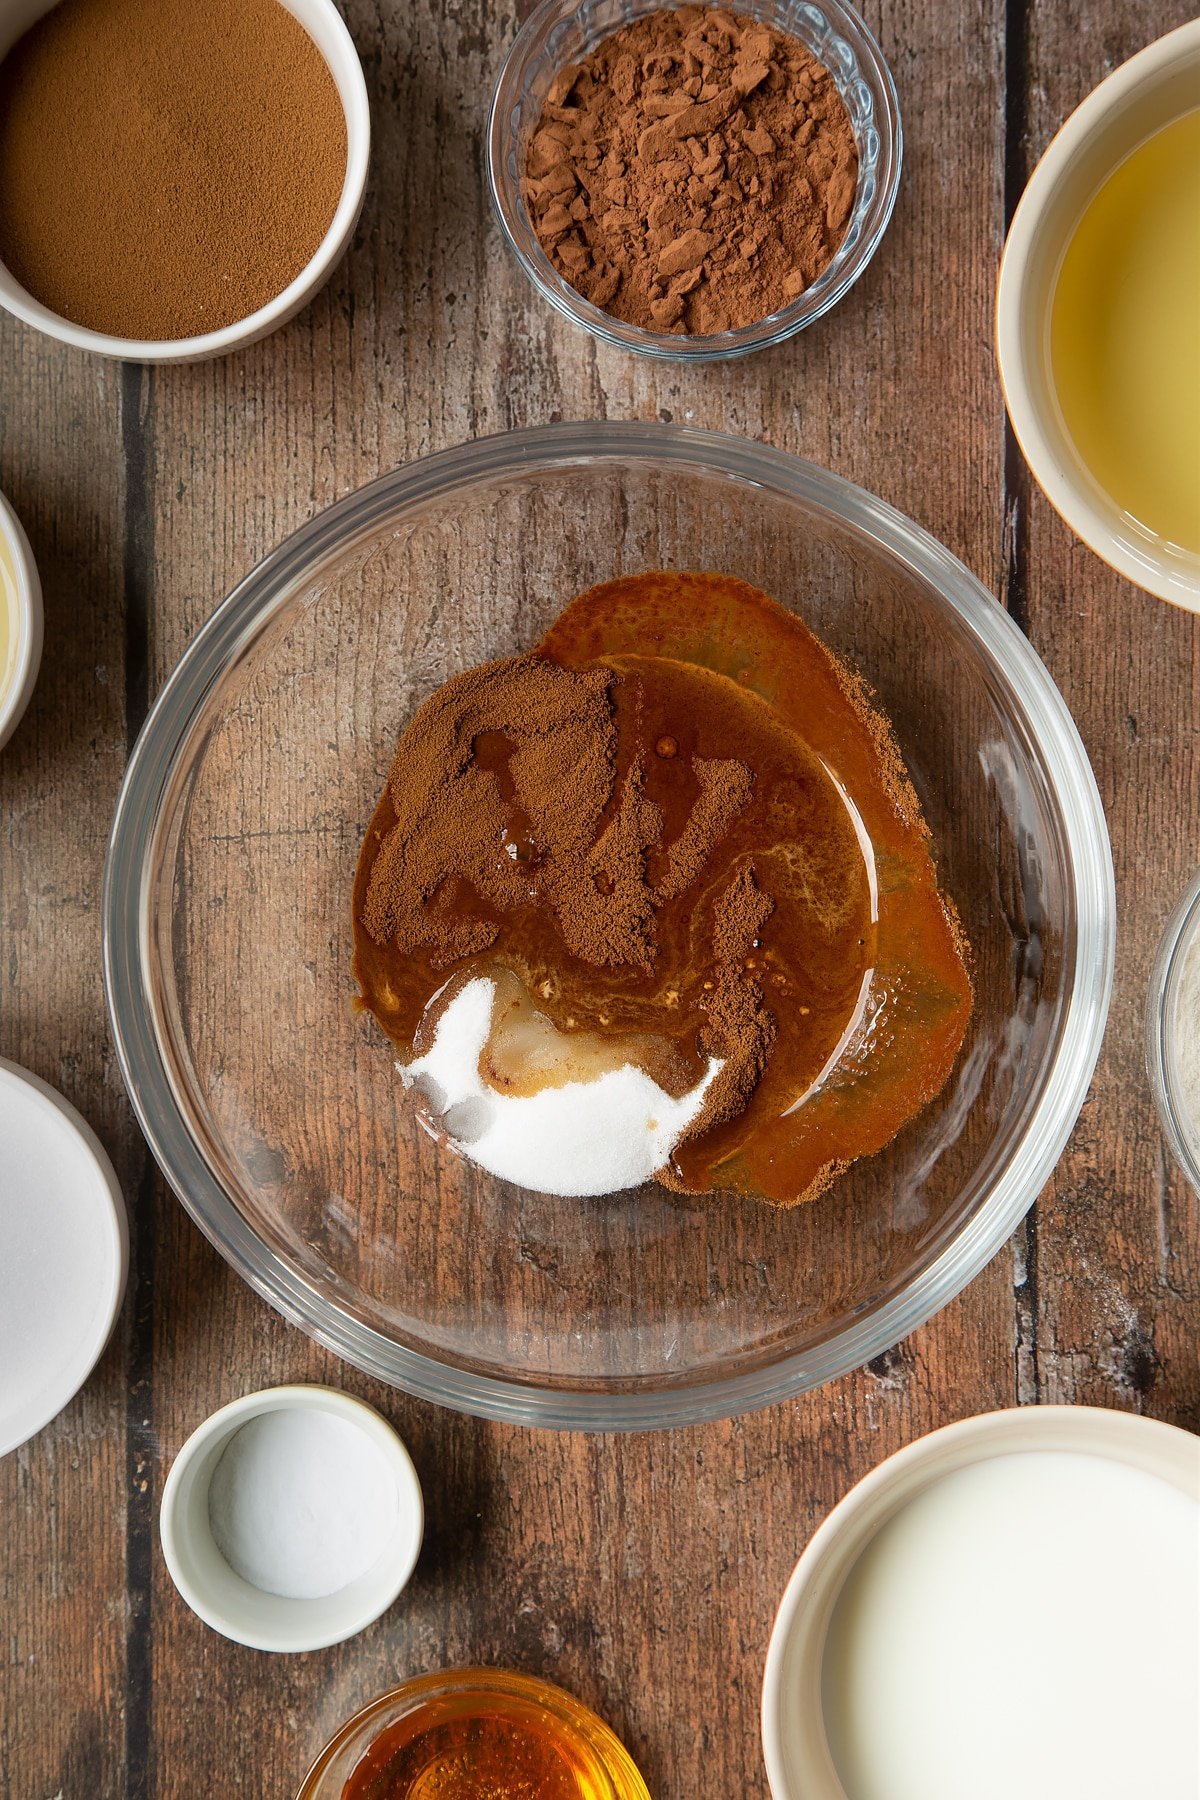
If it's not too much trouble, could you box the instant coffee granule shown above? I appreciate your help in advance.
[0,0,348,340]
[523,4,859,335]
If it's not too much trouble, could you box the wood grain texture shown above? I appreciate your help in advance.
[1011,0,1200,1427]
[0,2,1195,1797]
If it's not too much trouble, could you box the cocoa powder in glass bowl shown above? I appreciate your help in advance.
[522,4,859,335]
[489,0,902,360]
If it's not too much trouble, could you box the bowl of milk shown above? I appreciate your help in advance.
[997,21,1200,610]
[762,1405,1200,1800]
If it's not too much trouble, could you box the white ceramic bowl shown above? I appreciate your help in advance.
[0,1058,128,1456]
[0,0,370,363]
[159,1384,424,1653]
[761,1405,1200,1799]
[0,487,42,751]
[997,20,1200,611]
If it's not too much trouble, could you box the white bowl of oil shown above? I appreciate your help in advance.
[0,489,42,750]
[997,20,1200,611]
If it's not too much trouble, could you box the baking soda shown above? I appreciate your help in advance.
[208,1409,397,1600]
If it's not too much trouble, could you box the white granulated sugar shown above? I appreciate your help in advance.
[402,976,722,1197]
[207,1410,397,1600]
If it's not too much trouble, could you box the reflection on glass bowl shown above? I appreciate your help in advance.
[103,424,1114,1429]
[1147,866,1200,1196]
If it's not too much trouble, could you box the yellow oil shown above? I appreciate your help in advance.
[1051,108,1200,555]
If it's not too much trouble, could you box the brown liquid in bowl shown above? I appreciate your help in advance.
[353,572,971,1204]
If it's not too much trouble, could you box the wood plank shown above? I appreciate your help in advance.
[137,1,1012,1796]
[1014,0,1200,1430]
[0,339,138,1798]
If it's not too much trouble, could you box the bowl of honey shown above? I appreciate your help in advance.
[296,1669,650,1800]
[998,20,1200,610]
[103,422,1114,1429]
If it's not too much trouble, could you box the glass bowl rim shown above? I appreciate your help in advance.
[485,0,903,362]
[1146,863,1200,1195]
[294,1666,651,1799]
[102,420,1116,1430]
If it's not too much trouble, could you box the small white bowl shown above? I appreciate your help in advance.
[160,1384,424,1653]
[997,20,1200,611]
[0,0,370,363]
[762,1405,1200,1799]
[0,487,42,751]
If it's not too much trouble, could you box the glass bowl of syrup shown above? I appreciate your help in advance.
[104,422,1114,1428]
[296,1668,650,1800]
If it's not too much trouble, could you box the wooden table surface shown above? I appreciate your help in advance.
[2,2,1197,1795]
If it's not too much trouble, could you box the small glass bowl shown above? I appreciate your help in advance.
[1147,866,1200,1195]
[487,0,901,361]
[296,1669,651,1800]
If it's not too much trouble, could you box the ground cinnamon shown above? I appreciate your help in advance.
[360,654,759,981]
[523,4,859,334]
[354,602,877,1188]
[0,0,347,339]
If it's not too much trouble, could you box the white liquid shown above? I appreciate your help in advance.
[824,1451,1200,1800]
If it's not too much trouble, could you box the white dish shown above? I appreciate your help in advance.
[762,1405,1200,1800]
[0,0,371,363]
[159,1384,424,1652]
[0,488,42,750]
[0,1058,128,1456]
[996,20,1200,610]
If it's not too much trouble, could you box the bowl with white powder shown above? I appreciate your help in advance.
[1147,866,1200,1195]
[159,1384,423,1652]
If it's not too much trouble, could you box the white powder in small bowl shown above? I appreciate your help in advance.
[207,1408,398,1600]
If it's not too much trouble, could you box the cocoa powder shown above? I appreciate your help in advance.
[523,5,859,335]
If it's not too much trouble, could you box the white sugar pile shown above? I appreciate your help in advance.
[402,975,722,1197]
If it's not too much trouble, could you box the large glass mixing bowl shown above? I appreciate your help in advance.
[103,424,1114,1428]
